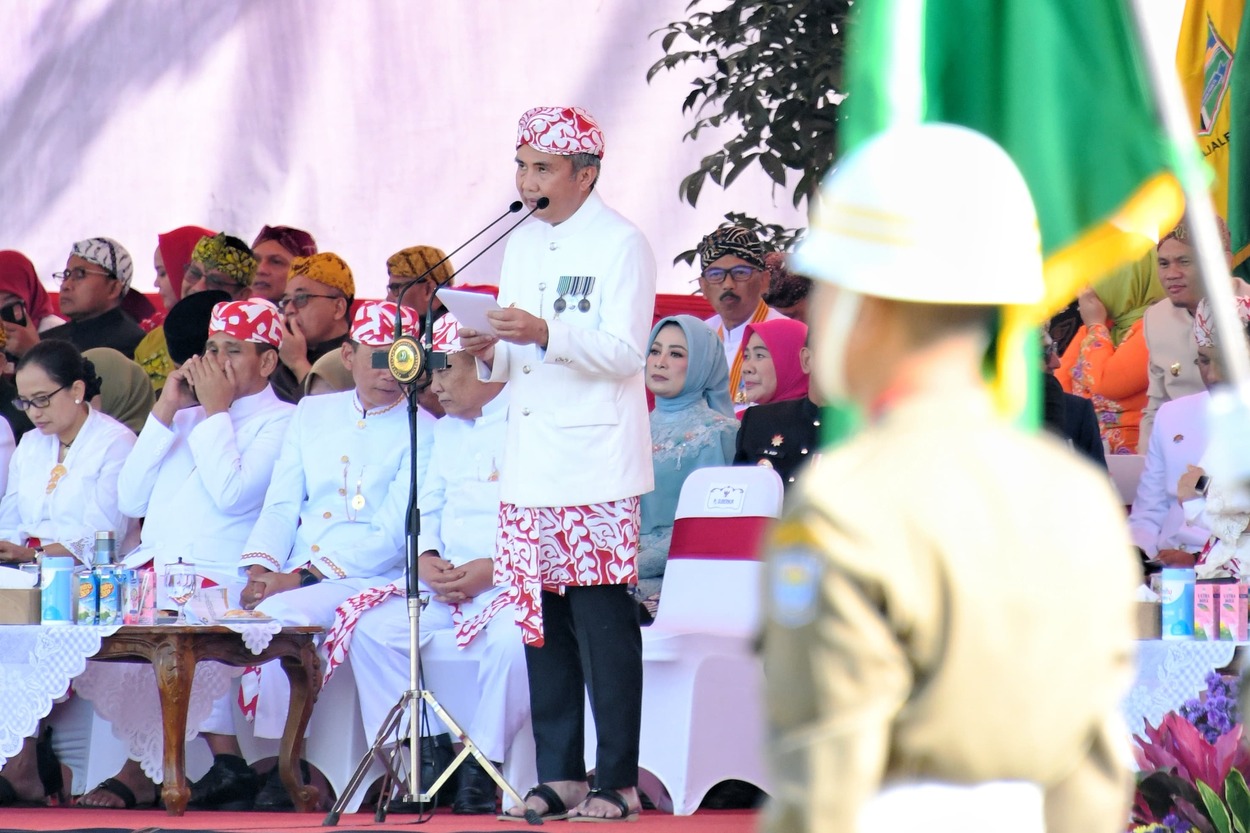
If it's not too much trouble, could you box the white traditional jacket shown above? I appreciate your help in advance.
[483,190,657,508]
[0,407,138,562]
[240,389,434,580]
[118,385,294,597]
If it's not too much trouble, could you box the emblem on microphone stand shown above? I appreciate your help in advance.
[388,335,425,385]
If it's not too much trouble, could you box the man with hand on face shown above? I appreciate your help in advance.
[77,298,294,811]
[459,104,655,823]
[251,225,317,305]
[324,312,526,816]
[44,237,146,358]
[271,252,355,404]
[232,300,434,811]
[697,226,785,411]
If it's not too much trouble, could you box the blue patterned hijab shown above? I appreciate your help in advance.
[649,315,734,417]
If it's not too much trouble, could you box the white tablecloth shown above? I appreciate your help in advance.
[1123,639,1244,738]
[0,624,120,766]
[0,621,283,777]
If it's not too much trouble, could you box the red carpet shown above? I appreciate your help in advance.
[0,807,756,833]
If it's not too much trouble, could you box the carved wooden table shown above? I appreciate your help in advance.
[91,625,322,815]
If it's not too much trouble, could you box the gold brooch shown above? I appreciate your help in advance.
[1170,362,1182,377]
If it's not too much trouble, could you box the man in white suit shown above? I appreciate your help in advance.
[1127,294,1250,568]
[460,105,655,823]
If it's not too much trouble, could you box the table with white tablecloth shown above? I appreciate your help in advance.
[1123,639,1246,739]
[0,624,120,767]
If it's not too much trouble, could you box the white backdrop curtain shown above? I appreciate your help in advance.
[0,0,808,299]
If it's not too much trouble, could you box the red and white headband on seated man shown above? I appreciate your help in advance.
[351,300,419,347]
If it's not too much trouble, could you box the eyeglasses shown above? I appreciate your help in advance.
[52,268,112,284]
[13,384,67,411]
[701,266,759,284]
[386,278,427,296]
[279,292,340,310]
[1043,342,1060,357]
[184,267,243,292]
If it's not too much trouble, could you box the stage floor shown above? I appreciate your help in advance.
[0,806,757,833]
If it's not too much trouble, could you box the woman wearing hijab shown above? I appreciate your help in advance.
[739,317,810,408]
[1057,251,1164,454]
[639,315,739,618]
[84,348,155,434]
[135,226,216,392]
[0,250,66,362]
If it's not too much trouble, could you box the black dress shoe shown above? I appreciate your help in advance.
[188,754,261,811]
[420,734,456,805]
[452,756,500,814]
[384,734,456,814]
[252,759,312,812]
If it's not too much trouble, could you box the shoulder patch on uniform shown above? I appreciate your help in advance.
[769,548,822,628]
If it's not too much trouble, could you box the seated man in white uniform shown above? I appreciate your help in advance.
[236,300,434,810]
[77,298,295,810]
[326,313,527,815]
[1128,321,1215,573]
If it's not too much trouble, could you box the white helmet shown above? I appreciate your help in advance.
[791,123,1044,305]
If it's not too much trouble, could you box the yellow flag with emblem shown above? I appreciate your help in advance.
[1176,0,1243,241]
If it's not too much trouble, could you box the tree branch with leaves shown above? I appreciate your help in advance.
[649,0,850,263]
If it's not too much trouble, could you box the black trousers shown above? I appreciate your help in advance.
[523,583,642,790]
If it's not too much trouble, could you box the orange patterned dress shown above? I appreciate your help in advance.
[1057,318,1149,454]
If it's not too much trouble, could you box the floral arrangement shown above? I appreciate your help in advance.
[1131,672,1250,833]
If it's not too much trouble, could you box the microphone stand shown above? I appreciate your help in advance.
[324,208,539,827]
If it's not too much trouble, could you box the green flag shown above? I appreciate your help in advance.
[835,0,1185,418]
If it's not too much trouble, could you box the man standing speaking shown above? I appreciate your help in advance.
[460,105,655,823]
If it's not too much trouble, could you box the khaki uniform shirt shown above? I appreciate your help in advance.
[760,389,1139,833]
[1140,299,1202,451]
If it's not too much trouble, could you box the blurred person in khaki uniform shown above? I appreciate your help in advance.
[760,124,1141,833]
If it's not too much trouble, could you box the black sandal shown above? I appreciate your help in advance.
[79,777,139,810]
[568,787,640,823]
[498,783,570,822]
[34,726,67,804]
[0,727,68,807]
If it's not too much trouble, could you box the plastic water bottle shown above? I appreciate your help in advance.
[1161,567,1197,639]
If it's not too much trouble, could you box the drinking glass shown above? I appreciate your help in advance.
[164,558,198,625]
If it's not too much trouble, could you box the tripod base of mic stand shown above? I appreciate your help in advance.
[322,685,539,826]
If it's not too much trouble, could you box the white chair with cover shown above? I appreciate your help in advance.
[623,464,783,814]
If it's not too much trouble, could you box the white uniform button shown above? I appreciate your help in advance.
[522,408,531,416]
[523,365,531,374]
[549,242,558,251]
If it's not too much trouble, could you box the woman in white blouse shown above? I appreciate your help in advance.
[0,339,137,564]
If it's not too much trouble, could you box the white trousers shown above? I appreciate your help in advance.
[350,595,530,763]
[249,579,374,739]
[858,781,1045,833]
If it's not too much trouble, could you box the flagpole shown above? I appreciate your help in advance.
[1128,0,1250,486]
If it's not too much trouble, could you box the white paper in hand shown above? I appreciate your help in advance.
[439,289,502,334]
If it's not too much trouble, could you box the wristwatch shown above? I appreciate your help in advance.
[297,567,321,587]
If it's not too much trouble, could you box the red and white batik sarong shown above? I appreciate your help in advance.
[495,497,640,646]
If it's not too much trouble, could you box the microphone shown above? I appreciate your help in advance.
[417,196,550,372]
[430,197,547,298]
[376,198,548,378]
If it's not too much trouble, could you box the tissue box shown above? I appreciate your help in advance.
[1137,601,1161,639]
[0,589,41,624]
[1219,582,1249,641]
